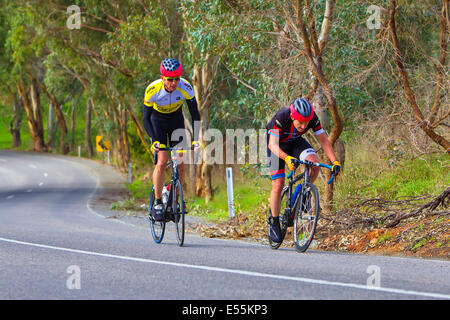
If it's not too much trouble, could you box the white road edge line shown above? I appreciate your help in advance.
[56,157,449,298]
[84,165,136,227]
[0,236,448,299]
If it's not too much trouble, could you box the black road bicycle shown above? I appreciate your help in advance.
[268,159,335,252]
[149,146,193,247]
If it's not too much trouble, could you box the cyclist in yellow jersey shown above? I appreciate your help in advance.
[143,58,200,221]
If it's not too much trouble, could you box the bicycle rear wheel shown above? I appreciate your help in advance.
[149,186,166,244]
[173,180,185,247]
[293,183,319,253]
[268,188,288,249]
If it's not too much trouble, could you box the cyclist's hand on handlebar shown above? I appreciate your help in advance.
[331,160,341,177]
[284,156,298,171]
[151,141,166,154]
[192,140,201,152]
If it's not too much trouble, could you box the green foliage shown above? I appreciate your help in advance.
[191,175,270,222]
[0,0,447,217]
[336,151,449,203]
[126,178,152,201]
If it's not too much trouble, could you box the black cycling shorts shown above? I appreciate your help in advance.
[266,134,317,180]
[151,113,188,148]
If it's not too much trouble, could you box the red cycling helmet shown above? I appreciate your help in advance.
[160,58,183,77]
[290,98,314,122]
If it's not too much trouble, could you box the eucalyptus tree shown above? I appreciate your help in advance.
[180,0,231,201]
[4,1,48,152]
[388,0,449,153]
[22,0,175,168]
[0,1,23,148]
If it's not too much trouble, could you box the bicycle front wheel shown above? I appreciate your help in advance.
[293,183,319,253]
[173,180,185,247]
[149,186,166,244]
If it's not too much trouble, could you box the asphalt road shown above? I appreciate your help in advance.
[0,150,449,301]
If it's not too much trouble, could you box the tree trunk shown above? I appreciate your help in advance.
[17,81,46,152]
[191,57,216,203]
[70,98,76,152]
[116,103,130,171]
[10,95,22,148]
[85,98,94,158]
[293,0,342,212]
[389,0,450,153]
[29,73,70,154]
[29,80,45,145]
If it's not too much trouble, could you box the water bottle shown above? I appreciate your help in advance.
[290,183,302,207]
[162,184,170,205]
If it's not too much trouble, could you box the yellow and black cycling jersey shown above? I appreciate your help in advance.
[142,77,200,144]
[144,78,195,114]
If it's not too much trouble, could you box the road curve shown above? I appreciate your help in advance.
[0,150,449,301]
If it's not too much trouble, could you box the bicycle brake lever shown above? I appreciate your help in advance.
[287,170,294,179]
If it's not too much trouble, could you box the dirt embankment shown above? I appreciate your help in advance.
[192,190,450,260]
[94,158,449,260]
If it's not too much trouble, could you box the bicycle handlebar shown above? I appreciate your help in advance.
[153,145,196,164]
[287,159,336,184]
[157,146,195,152]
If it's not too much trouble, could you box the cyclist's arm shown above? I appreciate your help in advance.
[142,105,156,142]
[316,132,338,163]
[268,133,289,161]
[186,97,201,141]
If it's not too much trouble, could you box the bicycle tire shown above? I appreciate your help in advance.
[173,180,185,247]
[293,183,320,252]
[268,188,288,249]
[149,186,166,244]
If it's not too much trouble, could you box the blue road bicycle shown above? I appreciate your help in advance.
[268,159,336,252]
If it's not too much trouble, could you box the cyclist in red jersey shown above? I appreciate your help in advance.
[266,97,341,242]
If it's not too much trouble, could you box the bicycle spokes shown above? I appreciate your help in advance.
[294,184,320,252]
[173,180,185,246]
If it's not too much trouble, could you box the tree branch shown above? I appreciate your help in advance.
[389,0,450,153]
[318,0,336,55]
[427,0,449,124]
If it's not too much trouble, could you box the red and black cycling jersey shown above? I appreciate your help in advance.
[265,106,324,143]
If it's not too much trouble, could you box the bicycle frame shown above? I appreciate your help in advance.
[269,158,336,251]
[284,160,334,215]
[149,145,195,246]
[154,146,193,211]
[282,170,304,214]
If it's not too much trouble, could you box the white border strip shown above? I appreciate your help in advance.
[0,236,448,299]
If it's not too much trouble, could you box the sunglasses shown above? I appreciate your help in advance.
[164,77,180,82]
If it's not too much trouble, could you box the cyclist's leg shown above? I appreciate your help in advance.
[152,148,168,221]
[267,135,288,218]
[303,153,320,182]
[150,116,171,201]
[270,177,284,218]
[153,150,169,199]
[293,138,319,183]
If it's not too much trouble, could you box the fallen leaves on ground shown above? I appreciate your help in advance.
[188,190,449,259]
